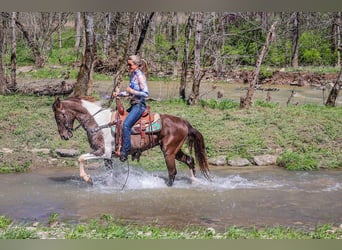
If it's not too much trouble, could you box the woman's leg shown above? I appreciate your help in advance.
[120,103,145,161]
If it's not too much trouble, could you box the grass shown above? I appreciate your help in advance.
[0,93,341,172]
[0,214,341,239]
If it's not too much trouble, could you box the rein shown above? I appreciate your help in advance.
[73,107,107,132]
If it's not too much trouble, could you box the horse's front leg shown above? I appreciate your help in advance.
[78,154,94,185]
[163,154,177,187]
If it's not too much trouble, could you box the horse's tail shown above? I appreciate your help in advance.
[187,123,211,180]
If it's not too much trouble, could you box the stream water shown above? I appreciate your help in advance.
[95,80,342,106]
[0,163,341,231]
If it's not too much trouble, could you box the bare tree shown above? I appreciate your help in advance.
[74,12,82,55]
[326,45,342,106]
[291,12,300,68]
[188,12,205,105]
[72,12,96,96]
[179,13,194,101]
[135,12,155,55]
[10,12,17,90]
[103,12,111,56]
[240,21,277,109]
[0,18,8,94]
[1,12,44,68]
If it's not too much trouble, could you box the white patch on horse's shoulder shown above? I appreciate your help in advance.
[81,99,100,114]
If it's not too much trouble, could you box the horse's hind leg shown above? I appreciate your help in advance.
[176,150,197,182]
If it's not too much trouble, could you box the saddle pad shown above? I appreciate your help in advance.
[111,113,162,135]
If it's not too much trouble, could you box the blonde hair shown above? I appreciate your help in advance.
[128,55,148,75]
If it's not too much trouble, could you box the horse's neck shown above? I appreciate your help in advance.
[75,100,112,130]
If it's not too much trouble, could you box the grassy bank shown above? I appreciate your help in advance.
[0,94,341,172]
[0,214,341,239]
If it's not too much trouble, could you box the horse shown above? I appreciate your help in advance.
[52,96,210,186]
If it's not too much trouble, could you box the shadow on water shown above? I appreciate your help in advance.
[0,162,341,231]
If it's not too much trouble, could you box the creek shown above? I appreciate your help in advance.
[0,164,341,231]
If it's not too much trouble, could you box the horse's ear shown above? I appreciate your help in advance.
[53,96,62,110]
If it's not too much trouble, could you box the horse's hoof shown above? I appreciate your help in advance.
[191,177,199,184]
[87,177,94,185]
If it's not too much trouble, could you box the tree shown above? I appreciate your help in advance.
[72,12,96,96]
[1,12,44,68]
[179,13,194,101]
[326,45,342,106]
[188,12,205,105]
[135,12,155,55]
[0,18,8,94]
[240,21,277,109]
[10,12,17,90]
[74,12,82,56]
[291,12,300,68]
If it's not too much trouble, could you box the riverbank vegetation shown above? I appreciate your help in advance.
[0,214,341,239]
[0,94,341,173]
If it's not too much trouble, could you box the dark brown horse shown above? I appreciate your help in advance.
[52,96,210,186]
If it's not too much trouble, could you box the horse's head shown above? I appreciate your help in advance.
[52,96,76,140]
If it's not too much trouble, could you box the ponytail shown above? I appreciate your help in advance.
[140,59,148,76]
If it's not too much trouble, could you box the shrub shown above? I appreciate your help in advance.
[277,150,318,170]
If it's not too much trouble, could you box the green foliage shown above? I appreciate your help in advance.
[199,99,239,110]
[48,212,59,225]
[277,150,318,170]
[254,99,279,108]
[0,216,12,229]
[299,31,335,66]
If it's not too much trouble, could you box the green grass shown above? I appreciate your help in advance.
[0,94,341,172]
[0,214,340,239]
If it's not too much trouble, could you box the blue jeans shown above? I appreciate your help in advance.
[121,103,146,156]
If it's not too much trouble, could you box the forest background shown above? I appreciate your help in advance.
[0,12,341,105]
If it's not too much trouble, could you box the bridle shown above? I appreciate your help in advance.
[72,107,107,132]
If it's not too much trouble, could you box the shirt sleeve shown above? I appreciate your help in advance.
[134,71,149,97]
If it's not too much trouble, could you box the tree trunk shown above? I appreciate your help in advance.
[74,12,82,55]
[188,12,204,105]
[72,12,96,96]
[103,12,111,56]
[109,13,136,106]
[240,21,277,109]
[10,12,17,91]
[0,21,8,94]
[291,12,299,68]
[326,45,342,107]
[20,80,75,96]
[336,12,341,67]
[135,12,155,55]
[179,13,194,101]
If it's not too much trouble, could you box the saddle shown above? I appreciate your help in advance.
[113,105,161,135]
[110,98,161,157]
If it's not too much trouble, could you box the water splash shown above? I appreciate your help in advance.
[84,165,290,193]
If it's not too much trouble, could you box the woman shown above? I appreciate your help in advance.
[113,55,149,162]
